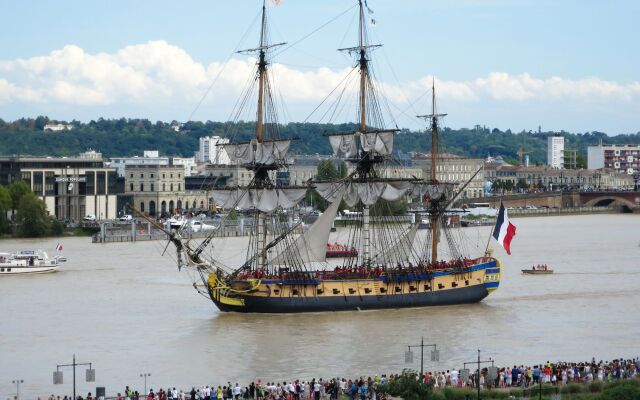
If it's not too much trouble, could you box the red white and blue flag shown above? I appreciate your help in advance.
[55,243,63,252]
[492,203,516,255]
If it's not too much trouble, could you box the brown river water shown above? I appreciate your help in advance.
[1,214,639,398]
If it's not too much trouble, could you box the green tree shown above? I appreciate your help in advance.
[516,178,528,191]
[316,159,339,180]
[15,192,52,237]
[0,185,11,234]
[9,180,31,215]
[503,179,515,192]
[378,370,434,400]
[305,159,344,212]
[371,198,408,216]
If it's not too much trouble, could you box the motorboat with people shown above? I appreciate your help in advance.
[0,250,60,274]
[522,264,553,275]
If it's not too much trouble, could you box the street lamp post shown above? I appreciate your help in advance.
[462,350,495,400]
[53,354,95,400]
[12,379,24,400]
[140,373,151,395]
[405,337,439,377]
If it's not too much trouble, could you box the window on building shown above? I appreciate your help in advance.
[162,173,166,179]
[96,172,106,195]
[130,183,134,191]
[151,183,154,191]
[151,173,154,178]
[140,202,145,212]
[170,183,173,191]
[140,173,144,178]
[130,173,133,178]
[140,183,144,192]
[178,184,181,191]
[170,173,173,178]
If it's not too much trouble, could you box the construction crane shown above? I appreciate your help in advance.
[517,147,532,166]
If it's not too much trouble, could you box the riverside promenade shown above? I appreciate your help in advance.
[31,357,640,400]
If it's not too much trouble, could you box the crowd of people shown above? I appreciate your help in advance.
[44,377,385,400]
[37,357,640,400]
[425,357,640,389]
[235,257,489,282]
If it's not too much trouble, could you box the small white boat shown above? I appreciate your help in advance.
[166,216,187,230]
[0,250,60,275]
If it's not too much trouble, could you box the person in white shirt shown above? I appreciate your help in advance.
[450,369,459,387]
[233,384,241,400]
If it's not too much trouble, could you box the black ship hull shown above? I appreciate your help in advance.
[214,283,490,313]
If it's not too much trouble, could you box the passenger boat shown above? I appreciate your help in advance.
[325,243,358,258]
[522,265,553,275]
[132,0,502,313]
[0,250,60,274]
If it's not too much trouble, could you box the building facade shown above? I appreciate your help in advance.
[0,154,119,221]
[109,151,196,178]
[587,144,640,176]
[413,153,485,199]
[197,136,230,164]
[485,164,635,191]
[547,134,565,168]
[124,165,209,216]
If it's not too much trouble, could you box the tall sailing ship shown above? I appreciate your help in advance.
[142,0,502,313]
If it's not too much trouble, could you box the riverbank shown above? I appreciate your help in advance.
[508,206,619,218]
[26,368,639,400]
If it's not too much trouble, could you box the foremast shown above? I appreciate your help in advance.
[417,81,447,263]
[212,1,308,275]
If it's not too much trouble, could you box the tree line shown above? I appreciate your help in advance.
[1,116,640,165]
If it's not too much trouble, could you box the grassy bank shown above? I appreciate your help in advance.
[0,226,99,239]
[428,380,638,400]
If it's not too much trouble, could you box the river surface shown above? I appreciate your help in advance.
[1,214,639,398]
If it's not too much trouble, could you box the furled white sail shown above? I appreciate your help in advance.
[270,194,343,264]
[329,134,358,158]
[211,187,306,212]
[370,223,418,263]
[224,142,254,164]
[315,180,411,207]
[223,139,291,165]
[361,131,394,156]
[408,182,454,200]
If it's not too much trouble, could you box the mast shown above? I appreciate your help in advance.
[256,1,267,144]
[357,0,370,265]
[358,0,367,133]
[256,1,267,268]
[235,0,286,271]
[418,80,447,263]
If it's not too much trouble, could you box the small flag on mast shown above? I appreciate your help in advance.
[55,243,63,252]
[492,202,516,255]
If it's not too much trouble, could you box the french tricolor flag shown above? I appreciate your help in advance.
[492,203,516,255]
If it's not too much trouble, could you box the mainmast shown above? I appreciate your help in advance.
[358,0,367,132]
[418,80,447,263]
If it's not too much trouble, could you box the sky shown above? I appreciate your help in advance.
[0,0,639,134]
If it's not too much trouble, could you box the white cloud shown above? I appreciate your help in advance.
[0,41,638,128]
[472,72,639,102]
